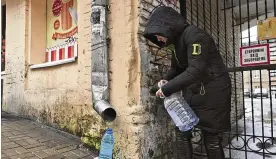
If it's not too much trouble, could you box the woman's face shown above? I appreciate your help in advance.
[155,35,168,44]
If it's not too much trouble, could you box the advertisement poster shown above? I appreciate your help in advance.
[46,0,78,61]
[257,17,276,41]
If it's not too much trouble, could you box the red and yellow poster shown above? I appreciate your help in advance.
[46,0,78,49]
[257,17,276,41]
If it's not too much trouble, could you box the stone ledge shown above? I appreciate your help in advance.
[29,57,77,69]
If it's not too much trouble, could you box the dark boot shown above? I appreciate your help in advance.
[202,131,225,159]
[175,128,193,159]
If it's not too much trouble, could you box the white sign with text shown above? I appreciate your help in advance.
[240,44,270,67]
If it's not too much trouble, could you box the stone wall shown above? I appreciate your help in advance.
[138,0,244,158]
[106,0,142,158]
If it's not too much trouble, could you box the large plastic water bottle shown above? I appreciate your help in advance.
[158,83,199,132]
[99,128,114,159]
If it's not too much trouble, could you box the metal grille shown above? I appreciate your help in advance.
[184,0,276,158]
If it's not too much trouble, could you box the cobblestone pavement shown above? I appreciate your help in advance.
[1,112,97,159]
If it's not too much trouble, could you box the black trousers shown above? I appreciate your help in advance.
[176,128,225,159]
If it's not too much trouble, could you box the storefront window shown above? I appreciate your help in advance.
[46,0,78,62]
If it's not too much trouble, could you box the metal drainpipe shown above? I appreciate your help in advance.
[90,0,116,122]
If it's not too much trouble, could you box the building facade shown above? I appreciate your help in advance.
[1,0,243,158]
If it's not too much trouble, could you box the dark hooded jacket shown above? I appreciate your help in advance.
[144,6,232,133]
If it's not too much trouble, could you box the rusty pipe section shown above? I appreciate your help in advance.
[90,0,116,122]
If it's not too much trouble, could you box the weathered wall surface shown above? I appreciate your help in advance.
[3,0,26,114]
[138,0,244,158]
[3,0,107,149]
[107,0,142,158]
[3,0,143,157]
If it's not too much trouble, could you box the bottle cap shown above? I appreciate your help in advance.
[106,128,113,134]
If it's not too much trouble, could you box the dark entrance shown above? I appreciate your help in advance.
[2,4,6,72]
[1,4,6,110]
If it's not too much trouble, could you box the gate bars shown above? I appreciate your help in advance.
[184,0,276,158]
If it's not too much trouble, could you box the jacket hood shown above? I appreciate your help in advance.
[143,6,189,48]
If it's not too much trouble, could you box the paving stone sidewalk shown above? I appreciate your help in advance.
[1,112,97,159]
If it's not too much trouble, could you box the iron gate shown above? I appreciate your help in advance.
[186,0,276,158]
[145,0,276,158]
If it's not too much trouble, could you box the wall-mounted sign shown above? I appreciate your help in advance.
[257,17,276,41]
[240,44,270,67]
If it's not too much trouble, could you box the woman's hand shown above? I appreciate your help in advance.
[156,89,165,98]
[156,80,168,98]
